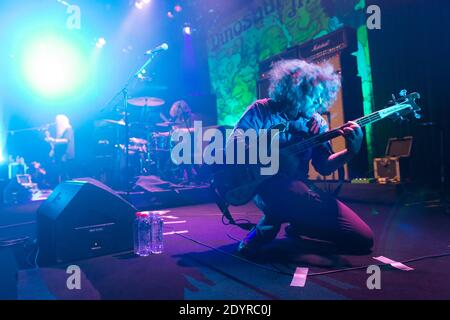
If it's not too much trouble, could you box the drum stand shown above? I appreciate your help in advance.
[102,53,159,194]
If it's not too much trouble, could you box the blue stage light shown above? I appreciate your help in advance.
[21,34,87,98]
[183,25,191,36]
[96,37,107,49]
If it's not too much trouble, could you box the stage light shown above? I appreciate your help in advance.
[174,5,182,13]
[135,0,150,10]
[183,25,191,36]
[96,37,106,48]
[167,11,174,19]
[21,35,86,98]
[135,1,144,10]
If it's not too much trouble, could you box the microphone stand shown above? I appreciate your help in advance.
[103,52,159,195]
[8,125,51,135]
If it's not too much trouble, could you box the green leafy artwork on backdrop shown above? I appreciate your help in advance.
[207,0,375,162]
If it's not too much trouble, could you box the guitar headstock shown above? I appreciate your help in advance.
[386,90,421,121]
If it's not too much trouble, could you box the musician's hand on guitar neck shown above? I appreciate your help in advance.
[339,121,363,156]
[44,130,55,143]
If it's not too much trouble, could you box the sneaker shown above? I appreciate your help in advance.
[237,227,267,257]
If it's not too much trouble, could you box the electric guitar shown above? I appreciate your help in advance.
[45,130,55,158]
[213,91,422,206]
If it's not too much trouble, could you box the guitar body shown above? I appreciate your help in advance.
[213,123,300,206]
[45,130,55,159]
[213,164,269,206]
[214,139,309,206]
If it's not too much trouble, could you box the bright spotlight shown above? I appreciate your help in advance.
[183,25,191,36]
[135,0,151,10]
[21,35,86,98]
[174,5,182,13]
[135,1,144,10]
[96,37,106,48]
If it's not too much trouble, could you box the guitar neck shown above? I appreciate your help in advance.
[282,110,384,155]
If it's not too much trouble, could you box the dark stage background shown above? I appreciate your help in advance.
[367,0,450,187]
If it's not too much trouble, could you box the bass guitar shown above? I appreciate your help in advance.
[213,91,421,206]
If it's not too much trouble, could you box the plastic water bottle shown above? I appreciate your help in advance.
[134,212,151,256]
[150,213,164,254]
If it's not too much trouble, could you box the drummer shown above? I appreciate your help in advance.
[167,100,200,183]
[168,100,198,129]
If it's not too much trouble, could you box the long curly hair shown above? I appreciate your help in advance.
[268,59,341,118]
[170,100,191,119]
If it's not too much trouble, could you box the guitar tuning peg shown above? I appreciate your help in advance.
[399,89,407,97]
[393,113,402,122]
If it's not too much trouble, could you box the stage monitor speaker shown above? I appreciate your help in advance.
[37,178,137,266]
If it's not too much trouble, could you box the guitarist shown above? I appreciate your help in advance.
[234,60,373,256]
[44,114,75,185]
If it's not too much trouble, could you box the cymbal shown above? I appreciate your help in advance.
[128,97,165,107]
[96,119,126,127]
[173,127,195,133]
[156,121,182,127]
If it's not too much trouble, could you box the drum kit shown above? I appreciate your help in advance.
[98,96,186,181]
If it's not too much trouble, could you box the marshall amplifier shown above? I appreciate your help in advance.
[297,27,354,62]
[257,46,299,100]
[37,178,137,266]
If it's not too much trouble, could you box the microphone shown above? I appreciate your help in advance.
[144,43,169,55]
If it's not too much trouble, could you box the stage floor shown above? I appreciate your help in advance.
[1,199,450,300]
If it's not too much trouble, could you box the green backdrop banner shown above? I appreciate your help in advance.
[207,0,375,160]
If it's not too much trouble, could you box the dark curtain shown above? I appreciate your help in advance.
[367,0,450,187]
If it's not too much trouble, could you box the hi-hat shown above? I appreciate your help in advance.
[95,119,126,127]
[128,97,165,107]
[156,121,183,127]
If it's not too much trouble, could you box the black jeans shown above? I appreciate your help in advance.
[250,175,374,253]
